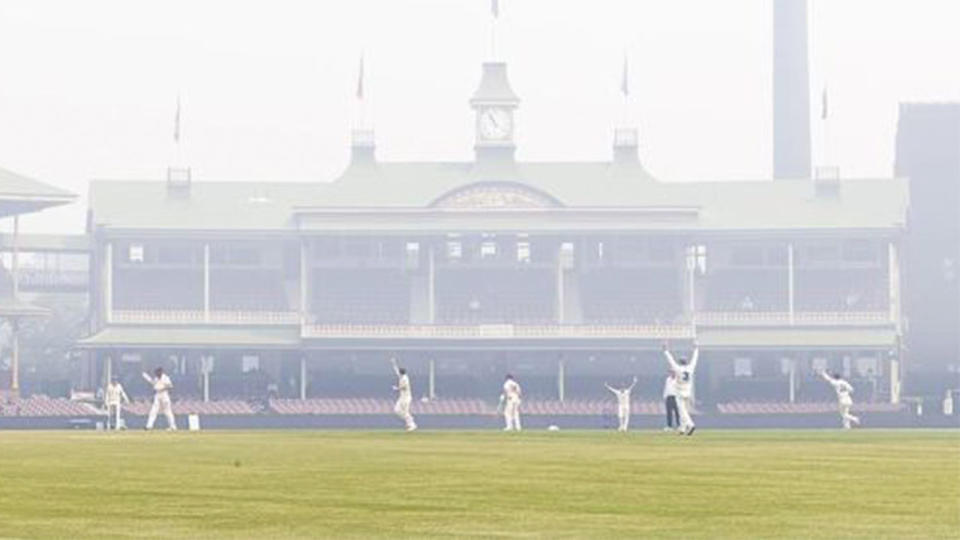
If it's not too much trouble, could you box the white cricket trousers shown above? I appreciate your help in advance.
[617,405,631,432]
[839,399,860,429]
[503,398,522,431]
[394,396,416,429]
[676,394,694,432]
[146,393,176,430]
[107,404,123,430]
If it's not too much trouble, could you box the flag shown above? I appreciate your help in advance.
[173,95,181,143]
[821,86,828,120]
[620,53,629,97]
[356,55,365,100]
[492,0,499,18]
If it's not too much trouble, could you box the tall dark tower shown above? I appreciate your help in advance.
[895,103,960,373]
[773,0,812,179]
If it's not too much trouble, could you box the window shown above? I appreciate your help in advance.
[480,241,497,259]
[517,241,531,264]
[405,242,420,268]
[559,242,575,269]
[129,244,144,263]
[242,355,260,373]
[733,357,753,378]
[812,357,829,373]
[446,241,462,260]
[780,358,793,375]
[688,245,707,274]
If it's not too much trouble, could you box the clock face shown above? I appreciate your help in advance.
[479,108,512,140]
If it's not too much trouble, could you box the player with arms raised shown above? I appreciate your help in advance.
[142,367,176,431]
[604,376,637,432]
[663,341,699,435]
[390,358,417,431]
[819,369,861,429]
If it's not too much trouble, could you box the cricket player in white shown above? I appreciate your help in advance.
[390,358,417,431]
[500,374,522,431]
[663,341,699,435]
[104,377,130,431]
[820,370,861,429]
[142,367,176,431]
[604,376,637,432]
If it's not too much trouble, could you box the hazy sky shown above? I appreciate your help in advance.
[1,0,958,233]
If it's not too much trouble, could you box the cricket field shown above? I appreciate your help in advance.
[0,429,957,539]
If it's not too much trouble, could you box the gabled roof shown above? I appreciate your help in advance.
[0,167,75,218]
[87,160,909,234]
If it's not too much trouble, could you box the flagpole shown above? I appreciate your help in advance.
[174,93,182,168]
[621,51,629,126]
[490,0,498,60]
[821,85,830,170]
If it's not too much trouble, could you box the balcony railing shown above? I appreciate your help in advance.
[695,311,892,327]
[111,310,299,325]
[302,323,693,340]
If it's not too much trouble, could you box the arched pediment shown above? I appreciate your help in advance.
[430,182,562,209]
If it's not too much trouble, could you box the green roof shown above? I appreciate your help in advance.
[0,167,75,217]
[88,161,908,233]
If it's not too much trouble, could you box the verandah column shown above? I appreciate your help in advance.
[299,238,309,325]
[10,216,19,393]
[203,243,210,322]
[557,357,565,402]
[427,243,436,324]
[105,241,114,324]
[299,354,307,401]
[787,243,795,325]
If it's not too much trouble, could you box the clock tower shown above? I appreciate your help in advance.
[470,62,520,162]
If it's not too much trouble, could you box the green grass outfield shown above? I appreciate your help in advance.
[0,430,957,539]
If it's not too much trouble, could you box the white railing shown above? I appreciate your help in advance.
[302,324,693,340]
[111,310,298,325]
[695,311,892,327]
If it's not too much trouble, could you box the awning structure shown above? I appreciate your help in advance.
[697,328,898,349]
[75,326,301,350]
[0,167,76,218]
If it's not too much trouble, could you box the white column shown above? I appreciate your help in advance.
[787,243,795,325]
[10,216,20,393]
[10,321,19,393]
[202,355,211,403]
[299,355,307,400]
[428,358,436,400]
[788,357,796,403]
[687,247,696,315]
[427,244,436,324]
[105,242,114,324]
[299,239,309,325]
[557,358,565,402]
[556,243,565,323]
[104,355,112,392]
[12,215,19,297]
[890,356,901,405]
[203,243,210,322]
[888,241,901,330]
